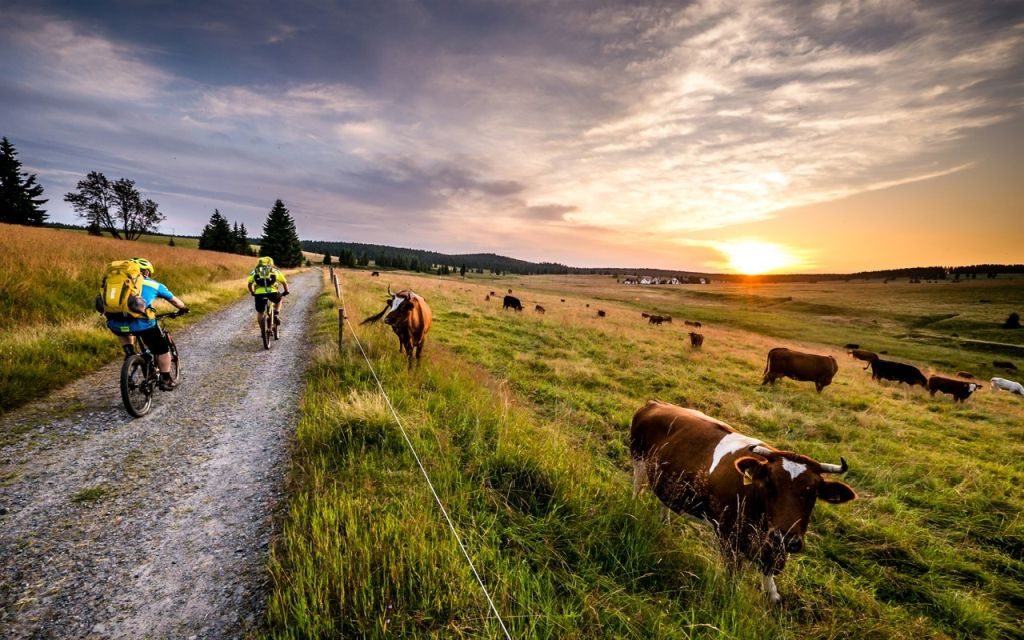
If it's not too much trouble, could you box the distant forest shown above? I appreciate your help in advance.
[33,223,1022,281]
[302,239,1024,282]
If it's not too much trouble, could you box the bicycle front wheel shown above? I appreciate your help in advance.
[120,355,153,417]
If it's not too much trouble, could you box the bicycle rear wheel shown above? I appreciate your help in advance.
[120,355,153,417]
[262,312,272,350]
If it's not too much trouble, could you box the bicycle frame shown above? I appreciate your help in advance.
[120,311,181,418]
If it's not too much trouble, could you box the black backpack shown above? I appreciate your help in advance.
[254,265,277,288]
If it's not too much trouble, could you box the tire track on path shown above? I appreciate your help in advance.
[0,269,321,639]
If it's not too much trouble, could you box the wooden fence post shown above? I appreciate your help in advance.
[338,307,345,352]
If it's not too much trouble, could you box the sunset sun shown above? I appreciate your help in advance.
[722,240,797,275]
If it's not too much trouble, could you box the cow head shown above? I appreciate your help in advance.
[733,447,855,569]
[360,285,415,327]
[383,285,415,327]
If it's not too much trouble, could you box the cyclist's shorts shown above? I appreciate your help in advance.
[254,291,282,313]
[108,324,170,356]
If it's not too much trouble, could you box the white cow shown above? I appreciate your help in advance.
[991,377,1024,396]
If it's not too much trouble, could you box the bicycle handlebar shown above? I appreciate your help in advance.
[155,310,187,319]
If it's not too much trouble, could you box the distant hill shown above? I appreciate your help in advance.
[302,239,1024,282]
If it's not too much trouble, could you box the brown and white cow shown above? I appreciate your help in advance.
[631,400,855,604]
[763,348,838,392]
[361,285,433,367]
[927,376,980,402]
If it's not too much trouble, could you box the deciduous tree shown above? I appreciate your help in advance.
[64,172,164,240]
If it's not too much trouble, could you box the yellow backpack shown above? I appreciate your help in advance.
[97,260,150,319]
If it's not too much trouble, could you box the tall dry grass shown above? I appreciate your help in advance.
[0,223,264,412]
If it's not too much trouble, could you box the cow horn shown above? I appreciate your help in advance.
[750,445,774,457]
[387,283,392,296]
[819,457,849,474]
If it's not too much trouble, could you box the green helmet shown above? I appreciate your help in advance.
[258,256,274,266]
[133,258,154,274]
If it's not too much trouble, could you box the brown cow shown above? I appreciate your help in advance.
[684,320,702,328]
[631,400,855,604]
[956,371,974,379]
[648,314,668,325]
[928,376,980,402]
[597,310,606,317]
[762,348,838,392]
[689,332,704,348]
[848,348,878,369]
[535,304,545,314]
[361,285,433,367]
[485,294,490,301]
[370,271,380,277]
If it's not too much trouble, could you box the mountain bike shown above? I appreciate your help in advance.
[120,311,183,418]
[260,291,287,350]
[261,300,278,350]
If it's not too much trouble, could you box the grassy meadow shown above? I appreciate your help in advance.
[267,269,1024,639]
[0,224,265,414]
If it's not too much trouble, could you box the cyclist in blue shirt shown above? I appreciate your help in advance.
[106,258,189,390]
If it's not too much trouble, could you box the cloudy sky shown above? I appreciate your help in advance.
[1,0,1022,273]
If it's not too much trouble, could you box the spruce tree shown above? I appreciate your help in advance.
[258,199,303,268]
[322,252,332,265]
[235,222,251,255]
[198,209,232,251]
[0,137,48,225]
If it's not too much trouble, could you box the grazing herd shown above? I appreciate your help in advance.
[359,275,1022,603]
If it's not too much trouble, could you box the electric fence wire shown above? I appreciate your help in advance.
[338,279,514,640]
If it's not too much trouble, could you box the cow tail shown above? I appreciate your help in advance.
[360,307,388,325]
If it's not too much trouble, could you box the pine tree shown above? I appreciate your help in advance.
[322,252,332,265]
[0,137,48,225]
[235,222,252,255]
[198,209,233,251]
[258,199,304,268]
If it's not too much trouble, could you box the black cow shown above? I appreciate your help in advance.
[870,359,928,388]
[503,295,523,311]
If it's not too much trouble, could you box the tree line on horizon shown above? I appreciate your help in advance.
[304,239,1024,281]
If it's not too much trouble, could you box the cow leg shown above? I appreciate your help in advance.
[761,574,782,605]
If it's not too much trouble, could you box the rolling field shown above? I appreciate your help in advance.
[0,224,267,414]
[267,269,1024,639]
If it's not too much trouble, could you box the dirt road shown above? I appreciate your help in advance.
[0,270,320,639]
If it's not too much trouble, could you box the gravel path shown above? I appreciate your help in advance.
[0,270,320,639]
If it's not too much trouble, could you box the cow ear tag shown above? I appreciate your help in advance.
[742,469,753,486]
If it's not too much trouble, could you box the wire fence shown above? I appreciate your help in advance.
[334,268,513,639]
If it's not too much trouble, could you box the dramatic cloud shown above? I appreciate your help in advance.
[1,0,1021,270]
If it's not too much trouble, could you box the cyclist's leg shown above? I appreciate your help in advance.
[255,293,270,325]
[137,326,177,390]
[136,326,172,373]
[270,291,283,325]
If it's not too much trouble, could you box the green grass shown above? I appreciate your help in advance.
[267,271,1024,639]
[70,486,109,503]
[0,224,277,413]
